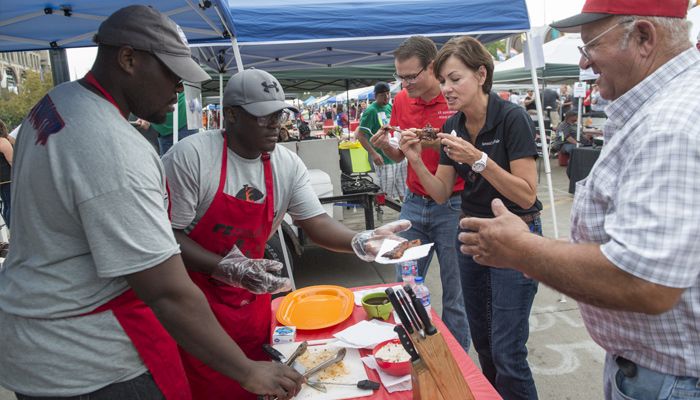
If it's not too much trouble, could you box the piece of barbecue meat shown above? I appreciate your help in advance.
[415,123,438,141]
[384,239,422,259]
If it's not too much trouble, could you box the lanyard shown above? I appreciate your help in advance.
[84,71,128,119]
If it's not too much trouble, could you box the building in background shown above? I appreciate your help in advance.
[0,51,50,93]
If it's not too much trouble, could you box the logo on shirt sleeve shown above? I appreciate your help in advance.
[29,95,65,145]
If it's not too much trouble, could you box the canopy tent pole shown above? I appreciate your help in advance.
[576,87,583,145]
[173,95,179,144]
[525,32,559,239]
[525,31,565,303]
[230,37,244,72]
[219,72,224,129]
[345,79,350,130]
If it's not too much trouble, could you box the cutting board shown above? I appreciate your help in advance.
[274,341,373,400]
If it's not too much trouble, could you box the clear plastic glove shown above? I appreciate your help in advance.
[212,246,292,294]
[351,219,412,261]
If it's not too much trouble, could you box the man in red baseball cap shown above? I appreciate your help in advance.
[457,1,700,399]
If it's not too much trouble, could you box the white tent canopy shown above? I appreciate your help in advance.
[497,34,583,71]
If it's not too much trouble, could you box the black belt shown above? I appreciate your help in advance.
[409,191,460,201]
[460,211,540,223]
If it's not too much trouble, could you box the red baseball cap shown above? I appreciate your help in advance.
[551,0,688,32]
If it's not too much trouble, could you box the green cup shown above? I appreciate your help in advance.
[361,292,394,320]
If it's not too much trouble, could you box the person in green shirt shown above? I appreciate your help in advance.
[147,91,199,155]
[355,82,407,201]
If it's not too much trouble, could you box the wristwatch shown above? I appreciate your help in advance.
[471,151,488,173]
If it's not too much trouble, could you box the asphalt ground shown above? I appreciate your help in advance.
[0,161,605,399]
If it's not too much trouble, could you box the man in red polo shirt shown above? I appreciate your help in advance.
[371,36,470,352]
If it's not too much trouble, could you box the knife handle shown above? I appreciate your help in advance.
[262,343,286,363]
[397,288,424,333]
[385,287,414,334]
[393,325,420,361]
[404,284,437,335]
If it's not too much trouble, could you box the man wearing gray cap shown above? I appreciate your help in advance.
[0,5,303,400]
[459,0,700,398]
[163,68,411,398]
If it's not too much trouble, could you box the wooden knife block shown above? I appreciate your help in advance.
[411,331,475,400]
[411,359,445,400]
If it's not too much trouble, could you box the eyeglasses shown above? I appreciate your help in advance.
[577,18,635,61]
[254,110,289,127]
[393,66,426,84]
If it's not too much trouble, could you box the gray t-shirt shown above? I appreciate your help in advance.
[162,130,326,235]
[0,81,180,395]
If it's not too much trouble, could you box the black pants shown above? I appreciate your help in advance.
[15,373,164,400]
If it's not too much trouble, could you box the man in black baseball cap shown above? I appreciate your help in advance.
[0,5,304,400]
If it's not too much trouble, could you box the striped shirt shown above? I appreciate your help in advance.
[571,48,700,377]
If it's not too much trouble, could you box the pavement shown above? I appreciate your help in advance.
[0,160,605,399]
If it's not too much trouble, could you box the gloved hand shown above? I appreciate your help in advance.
[212,246,292,294]
[351,219,412,261]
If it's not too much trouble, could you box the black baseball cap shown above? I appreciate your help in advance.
[374,82,391,94]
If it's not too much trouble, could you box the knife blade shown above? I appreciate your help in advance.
[262,343,287,363]
[404,284,437,336]
[396,288,425,338]
[385,287,414,334]
[393,325,420,362]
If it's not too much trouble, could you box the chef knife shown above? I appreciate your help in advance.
[396,288,425,338]
[262,343,287,363]
[404,284,437,336]
[393,325,420,362]
[385,287,414,334]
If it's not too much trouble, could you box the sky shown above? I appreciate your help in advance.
[66,0,587,79]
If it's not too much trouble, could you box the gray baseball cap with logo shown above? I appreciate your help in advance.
[93,5,210,83]
[223,69,298,117]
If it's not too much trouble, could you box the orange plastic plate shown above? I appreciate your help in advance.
[276,285,354,330]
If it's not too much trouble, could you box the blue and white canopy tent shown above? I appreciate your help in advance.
[0,0,238,142]
[0,0,562,247]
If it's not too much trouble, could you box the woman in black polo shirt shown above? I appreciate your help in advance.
[399,36,541,400]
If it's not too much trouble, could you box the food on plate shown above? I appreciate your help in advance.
[375,342,411,363]
[298,348,349,381]
[384,239,422,259]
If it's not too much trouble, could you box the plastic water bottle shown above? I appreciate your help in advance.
[399,260,417,287]
[414,276,432,316]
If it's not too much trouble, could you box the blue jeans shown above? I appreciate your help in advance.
[0,182,10,229]
[157,128,198,156]
[604,354,700,400]
[397,191,470,352]
[458,216,541,400]
[15,372,164,399]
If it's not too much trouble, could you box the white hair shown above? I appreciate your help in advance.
[619,15,691,50]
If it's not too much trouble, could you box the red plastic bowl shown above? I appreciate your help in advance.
[372,338,412,376]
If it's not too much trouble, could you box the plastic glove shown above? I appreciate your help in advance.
[351,219,412,261]
[212,246,292,294]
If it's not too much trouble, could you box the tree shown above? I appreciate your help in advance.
[0,71,53,130]
[485,41,506,57]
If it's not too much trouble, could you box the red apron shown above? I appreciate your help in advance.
[82,71,191,399]
[180,132,275,400]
